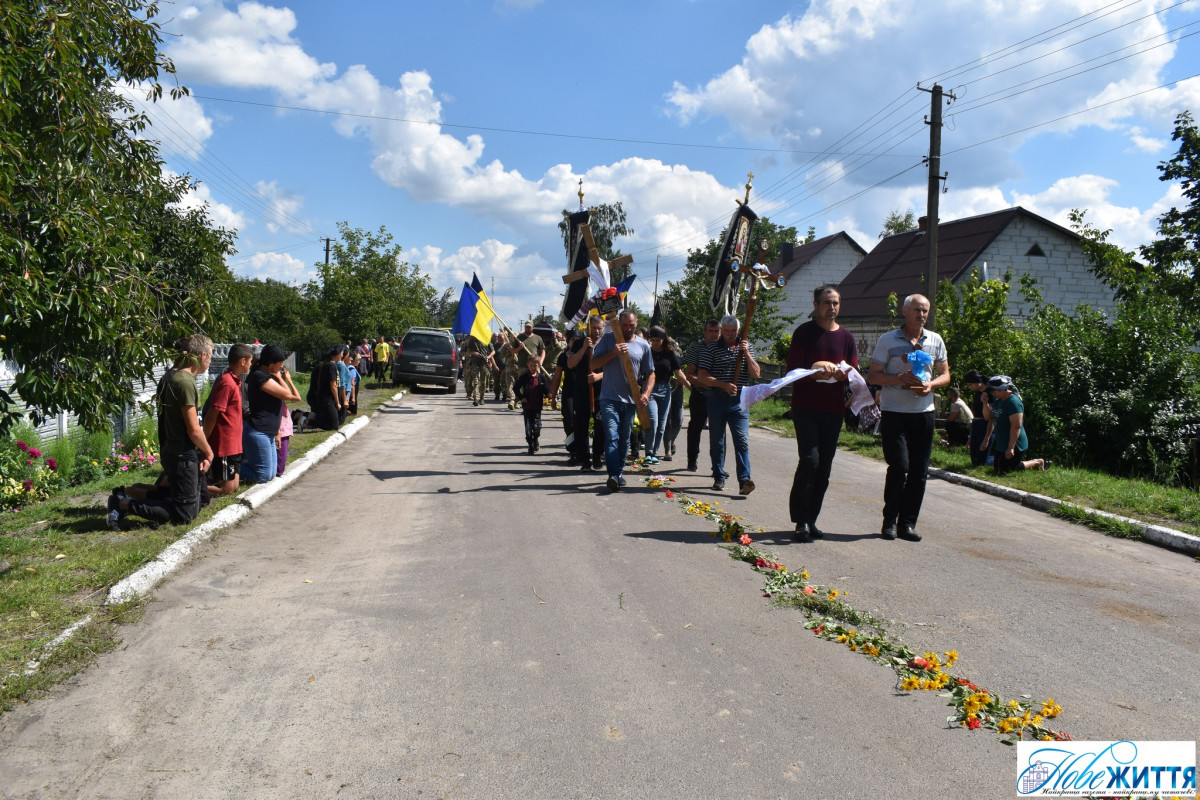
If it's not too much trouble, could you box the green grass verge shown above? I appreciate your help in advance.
[0,383,398,711]
[746,396,1200,537]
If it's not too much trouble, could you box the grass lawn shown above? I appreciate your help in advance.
[747,395,1200,539]
[0,381,400,711]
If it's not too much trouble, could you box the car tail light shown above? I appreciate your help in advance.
[450,347,457,365]
[393,342,403,358]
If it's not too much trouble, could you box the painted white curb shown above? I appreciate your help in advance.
[928,467,1200,556]
[106,504,251,605]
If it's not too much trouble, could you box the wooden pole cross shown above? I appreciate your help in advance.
[731,238,787,387]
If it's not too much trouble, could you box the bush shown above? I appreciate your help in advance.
[118,415,158,452]
[44,435,77,486]
[1,424,57,510]
[1011,293,1200,483]
[71,426,116,486]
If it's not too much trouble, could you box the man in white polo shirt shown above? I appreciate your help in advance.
[866,294,950,542]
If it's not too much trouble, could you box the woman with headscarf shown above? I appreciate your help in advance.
[983,375,1047,473]
[240,345,301,483]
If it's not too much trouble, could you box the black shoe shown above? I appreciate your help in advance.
[528,446,535,455]
[618,476,627,487]
[793,523,812,543]
[807,523,825,539]
[566,456,581,467]
[580,463,594,472]
[661,454,672,462]
[686,461,698,472]
[712,479,725,491]
[606,477,620,492]
[881,522,897,540]
[899,524,922,542]
[739,480,756,496]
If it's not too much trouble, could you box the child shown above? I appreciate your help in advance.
[513,355,549,454]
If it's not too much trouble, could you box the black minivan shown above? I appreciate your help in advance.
[391,327,458,393]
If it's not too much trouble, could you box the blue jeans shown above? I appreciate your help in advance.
[599,399,636,479]
[647,384,671,457]
[240,426,278,484]
[707,392,750,483]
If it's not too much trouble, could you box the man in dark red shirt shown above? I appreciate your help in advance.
[203,343,253,496]
[786,286,858,542]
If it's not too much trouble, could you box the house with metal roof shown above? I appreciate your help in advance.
[768,232,869,327]
[835,206,1117,360]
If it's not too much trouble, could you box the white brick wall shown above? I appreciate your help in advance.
[974,218,1117,320]
[776,238,866,324]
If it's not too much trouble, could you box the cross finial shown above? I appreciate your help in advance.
[743,172,754,205]
[577,178,585,209]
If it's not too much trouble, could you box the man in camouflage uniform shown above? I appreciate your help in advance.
[461,336,494,406]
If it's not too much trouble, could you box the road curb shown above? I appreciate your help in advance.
[105,389,408,604]
[928,467,1200,557]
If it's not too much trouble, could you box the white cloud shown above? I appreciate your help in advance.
[1011,175,1181,251]
[232,251,314,283]
[168,1,336,94]
[666,0,1180,190]
[170,172,248,232]
[116,82,216,158]
[253,180,308,234]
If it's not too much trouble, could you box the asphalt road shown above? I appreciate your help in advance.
[2,390,1197,800]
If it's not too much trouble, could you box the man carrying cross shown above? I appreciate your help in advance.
[590,310,654,492]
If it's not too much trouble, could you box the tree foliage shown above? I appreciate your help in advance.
[223,278,339,367]
[0,0,237,432]
[308,222,437,346]
[658,217,797,353]
[558,202,634,281]
[880,209,917,239]
[935,268,1024,382]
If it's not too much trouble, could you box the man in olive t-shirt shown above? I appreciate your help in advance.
[112,335,215,528]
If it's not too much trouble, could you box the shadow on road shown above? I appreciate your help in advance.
[625,529,721,545]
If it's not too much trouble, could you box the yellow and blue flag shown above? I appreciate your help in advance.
[452,282,495,344]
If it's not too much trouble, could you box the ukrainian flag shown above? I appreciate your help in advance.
[452,283,495,344]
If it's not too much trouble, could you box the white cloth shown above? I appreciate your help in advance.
[739,361,874,415]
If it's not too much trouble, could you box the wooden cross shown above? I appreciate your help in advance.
[731,238,787,386]
[560,221,649,430]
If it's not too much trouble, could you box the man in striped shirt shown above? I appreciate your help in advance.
[697,315,761,495]
[682,319,720,472]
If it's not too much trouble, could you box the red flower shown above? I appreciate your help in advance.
[601,287,618,299]
[16,441,28,452]
[665,490,674,499]
[966,717,982,730]
[956,678,979,690]
[909,657,931,670]
[812,626,825,635]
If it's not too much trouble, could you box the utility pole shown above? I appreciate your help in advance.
[323,237,331,266]
[920,83,953,331]
[653,256,659,305]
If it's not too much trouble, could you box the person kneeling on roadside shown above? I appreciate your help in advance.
[241,345,301,484]
[204,342,253,497]
[983,375,1047,473]
[108,335,214,529]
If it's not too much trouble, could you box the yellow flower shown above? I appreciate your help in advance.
[800,570,809,580]
[836,633,849,643]
[1032,715,1044,726]
[848,643,858,652]
[827,589,839,600]
[1009,700,1021,709]
[1041,698,1063,718]
[998,718,1016,734]
[944,649,959,666]
[901,676,920,691]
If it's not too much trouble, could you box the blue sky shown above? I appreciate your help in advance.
[129,0,1200,327]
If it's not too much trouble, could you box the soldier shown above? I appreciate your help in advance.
[461,336,494,406]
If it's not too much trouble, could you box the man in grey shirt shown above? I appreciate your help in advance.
[866,294,950,542]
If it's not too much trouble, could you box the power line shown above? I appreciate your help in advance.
[189,94,925,159]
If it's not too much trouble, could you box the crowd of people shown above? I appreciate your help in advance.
[104,292,1046,541]
[460,286,1047,548]
[105,339,371,532]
